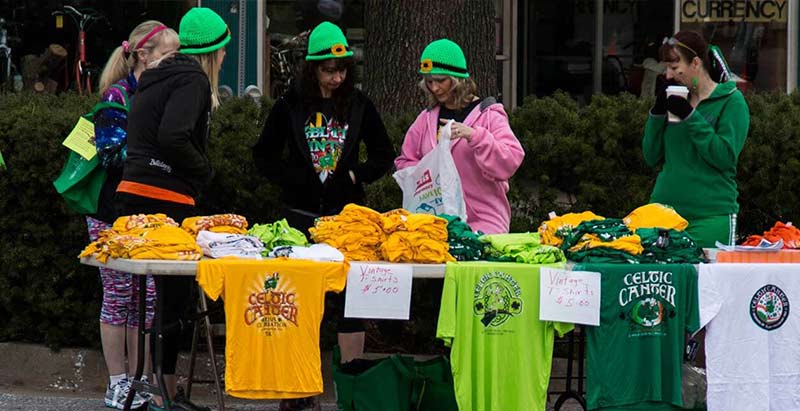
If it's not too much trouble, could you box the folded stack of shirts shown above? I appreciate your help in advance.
[439,214,483,261]
[560,219,643,264]
[80,214,202,263]
[636,228,704,264]
[742,221,800,249]
[248,219,309,256]
[310,204,386,261]
[480,232,565,264]
[623,203,689,232]
[538,211,605,247]
[181,214,249,237]
[379,210,453,263]
[196,230,265,259]
[112,213,178,231]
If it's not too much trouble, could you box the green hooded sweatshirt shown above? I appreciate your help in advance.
[642,81,749,220]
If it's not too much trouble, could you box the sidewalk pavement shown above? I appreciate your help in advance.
[0,342,585,411]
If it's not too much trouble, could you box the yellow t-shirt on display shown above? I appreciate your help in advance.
[196,258,348,399]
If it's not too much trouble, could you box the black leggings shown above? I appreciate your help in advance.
[117,193,198,375]
[152,275,196,374]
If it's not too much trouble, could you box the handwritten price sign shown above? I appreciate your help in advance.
[539,268,601,326]
[344,263,413,320]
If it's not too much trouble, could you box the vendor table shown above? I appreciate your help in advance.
[79,256,446,411]
[79,256,447,278]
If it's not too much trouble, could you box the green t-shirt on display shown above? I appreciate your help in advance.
[436,261,574,411]
[577,263,700,411]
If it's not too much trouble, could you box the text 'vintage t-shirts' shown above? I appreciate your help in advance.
[699,263,800,411]
[578,263,699,411]
[196,258,347,399]
[436,261,573,411]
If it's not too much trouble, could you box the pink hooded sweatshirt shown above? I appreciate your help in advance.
[395,99,525,234]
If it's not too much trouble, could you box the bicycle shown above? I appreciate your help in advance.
[0,17,23,92]
[269,31,308,99]
[0,18,12,92]
[52,5,108,95]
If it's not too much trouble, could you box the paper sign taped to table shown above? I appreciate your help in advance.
[345,263,413,320]
[539,267,600,326]
[62,117,97,160]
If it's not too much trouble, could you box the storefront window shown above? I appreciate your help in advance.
[679,0,788,92]
[520,0,674,103]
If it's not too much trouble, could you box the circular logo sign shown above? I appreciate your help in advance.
[631,297,664,328]
[750,284,790,331]
[473,279,523,328]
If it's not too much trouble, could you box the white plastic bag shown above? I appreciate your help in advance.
[393,120,468,223]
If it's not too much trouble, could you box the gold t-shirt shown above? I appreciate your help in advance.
[196,258,348,399]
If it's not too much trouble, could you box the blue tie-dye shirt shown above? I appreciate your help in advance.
[94,72,136,169]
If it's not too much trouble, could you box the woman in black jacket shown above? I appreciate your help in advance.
[253,20,394,411]
[116,7,229,411]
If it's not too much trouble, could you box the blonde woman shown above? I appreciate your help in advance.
[395,39,524,234]
[89,20,178,410]
[116,8,229,411]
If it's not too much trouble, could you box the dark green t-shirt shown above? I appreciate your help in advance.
[577,263,700,411]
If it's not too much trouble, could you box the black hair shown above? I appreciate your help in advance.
[298,56,356,121]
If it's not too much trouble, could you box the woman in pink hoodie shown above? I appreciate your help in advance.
[395,39,524,234]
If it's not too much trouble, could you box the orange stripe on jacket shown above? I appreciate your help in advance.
[116,180,195,206]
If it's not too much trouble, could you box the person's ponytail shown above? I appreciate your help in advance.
[98,46,131,95]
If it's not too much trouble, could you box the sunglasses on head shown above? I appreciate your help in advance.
[663,37,698,57]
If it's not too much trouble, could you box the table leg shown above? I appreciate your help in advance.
[154,275,171,408]
[123,274,148,411]
[553,328,587,410]
[199,290,225,411]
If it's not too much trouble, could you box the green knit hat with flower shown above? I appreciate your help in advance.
[306,22,353,61]
[179,7,231,55]
[419,38,469,78]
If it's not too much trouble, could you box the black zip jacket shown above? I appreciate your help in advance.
[121,54,213,201]
[252,87,395,216]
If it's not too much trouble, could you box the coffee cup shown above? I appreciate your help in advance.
[665,85,690,123]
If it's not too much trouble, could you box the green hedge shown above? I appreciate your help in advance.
[0,90,798,350]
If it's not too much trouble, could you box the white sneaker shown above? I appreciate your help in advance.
[104,377,147,410]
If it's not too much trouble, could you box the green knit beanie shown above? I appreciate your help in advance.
[306,22,353,61]
[179,7,231,55]
[419,38,469,78]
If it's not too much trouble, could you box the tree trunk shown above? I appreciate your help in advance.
[21,44,67,92]
[363,0,496,115]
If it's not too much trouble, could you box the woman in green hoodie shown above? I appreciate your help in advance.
[642,31,749,248]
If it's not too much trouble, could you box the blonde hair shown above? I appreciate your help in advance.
[98,21,179,95]
[418,76,478,109]
[189,49,224,110]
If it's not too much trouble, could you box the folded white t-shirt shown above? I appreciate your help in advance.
[268,243,345,262]
[196,230,265,259]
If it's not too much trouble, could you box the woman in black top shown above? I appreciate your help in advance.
[253,20,394,411]
[117,7,229,410]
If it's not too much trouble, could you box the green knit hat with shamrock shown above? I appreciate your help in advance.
[419,38,469,78]
[179,7,231,55]
[306,22,353,61]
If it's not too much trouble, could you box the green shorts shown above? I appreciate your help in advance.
[686,214,737,248]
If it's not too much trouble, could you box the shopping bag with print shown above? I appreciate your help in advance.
[393,120,468,223]
[52,85,129,214]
